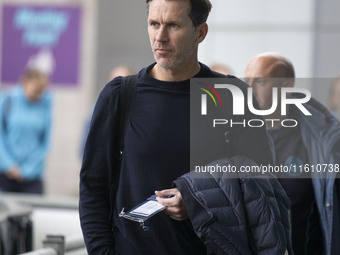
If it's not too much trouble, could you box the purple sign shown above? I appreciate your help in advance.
[1,5,82,86]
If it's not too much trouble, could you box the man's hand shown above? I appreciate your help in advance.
[6,165,23,182]
[155,188,188,221]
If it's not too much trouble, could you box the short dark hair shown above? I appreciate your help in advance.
[146,0,212,27]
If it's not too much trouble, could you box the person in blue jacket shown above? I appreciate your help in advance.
[0,68,53,194]
[244,52,340,255]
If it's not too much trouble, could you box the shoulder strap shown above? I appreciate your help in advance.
[118,74,138,154]
[109,74,138,221]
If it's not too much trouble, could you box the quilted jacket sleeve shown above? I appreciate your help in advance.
[175,155,293,255]
[240,176,291,255]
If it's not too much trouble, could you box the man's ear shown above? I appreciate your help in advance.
[196,23,208,44]
[283,80,294,88]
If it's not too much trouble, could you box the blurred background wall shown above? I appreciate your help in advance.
[0,0,339,198]
[0,0,98,196]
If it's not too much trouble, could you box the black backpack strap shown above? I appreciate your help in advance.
[118,74,138,154]
[109,74,138,221]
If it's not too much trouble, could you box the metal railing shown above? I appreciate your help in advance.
[19,235,86,255]
[0,193,84,255]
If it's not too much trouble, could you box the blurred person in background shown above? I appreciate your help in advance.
[244,52,340,255]
[0,68,53,194]
[330,76,340,120]
[108,65,135,81]
[210,62,233,75]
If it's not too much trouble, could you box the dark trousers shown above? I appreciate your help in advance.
[0,174,43,194]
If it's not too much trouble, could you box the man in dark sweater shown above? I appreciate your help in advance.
[79,1,273,254]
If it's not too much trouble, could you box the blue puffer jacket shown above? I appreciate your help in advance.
[174,156,293,255]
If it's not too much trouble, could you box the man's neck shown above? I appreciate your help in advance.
[149,62,201,82]
[265,107,290,130]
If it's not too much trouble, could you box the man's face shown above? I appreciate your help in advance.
[244,57,282,110]
[148,0,199,70]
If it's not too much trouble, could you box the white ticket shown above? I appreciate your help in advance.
[130,200,166,217]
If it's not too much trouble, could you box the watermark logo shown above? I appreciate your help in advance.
[198,82,222,115]
[200,83,311,117]
[192,78,313,129]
